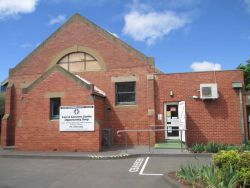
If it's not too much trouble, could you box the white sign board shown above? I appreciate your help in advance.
[60,105,95,131]
[178,101,186,142]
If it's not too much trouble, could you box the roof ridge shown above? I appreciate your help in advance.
[10,13,155,77]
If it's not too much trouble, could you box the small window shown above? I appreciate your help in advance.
[50,98,61,120]
[115,82,136,105]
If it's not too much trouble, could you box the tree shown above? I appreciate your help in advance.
[237,59,250,91]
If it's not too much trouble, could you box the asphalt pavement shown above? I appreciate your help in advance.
[0,155,211,188]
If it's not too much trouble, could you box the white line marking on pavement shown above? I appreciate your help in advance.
[139,157,163,176]
[129,158,144,172]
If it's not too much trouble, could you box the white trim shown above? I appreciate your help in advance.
[75,75,106,96]
[139,157,163,176]
[111,75,138,82]
[164,102,180,140]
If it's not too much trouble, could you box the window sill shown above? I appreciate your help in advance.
[50,119,59,121]
[115,104,137,108]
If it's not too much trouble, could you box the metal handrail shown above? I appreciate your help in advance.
[117,128,187,153]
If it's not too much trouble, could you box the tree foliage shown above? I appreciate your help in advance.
[237,59,250,91]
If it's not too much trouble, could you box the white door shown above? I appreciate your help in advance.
[164,103,180,139]
[178,101,186,142]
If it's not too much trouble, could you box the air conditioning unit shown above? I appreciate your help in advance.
[200,83,218,99]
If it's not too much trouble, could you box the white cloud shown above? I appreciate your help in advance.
[0,0,38,19]
[244,0,250,13]
[123,3,190,45]
[48,14,66,25]
[191,61,222,72]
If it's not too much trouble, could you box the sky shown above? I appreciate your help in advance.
[0,0,250,82]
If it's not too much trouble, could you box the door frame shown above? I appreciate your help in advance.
[164,102,180,140]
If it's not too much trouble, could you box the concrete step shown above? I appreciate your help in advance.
[164,139,182,143]
[155,142,186,149]
[3,146,15,150]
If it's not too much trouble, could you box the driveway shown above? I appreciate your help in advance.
[0,155,211,188]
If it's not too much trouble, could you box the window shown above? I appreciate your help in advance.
[115,82,136,105]
[50,98,61,120]
[57,52,102,72]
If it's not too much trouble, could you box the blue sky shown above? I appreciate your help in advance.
[0,0,250,82]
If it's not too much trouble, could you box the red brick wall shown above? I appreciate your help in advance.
[15,71,102,151]
[155,70,247,145]
[6,16,155,150]
[94,95,105,148]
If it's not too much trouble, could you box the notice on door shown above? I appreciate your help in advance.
[60,105,95,131]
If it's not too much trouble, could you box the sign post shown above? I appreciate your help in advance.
[60,105,95,131]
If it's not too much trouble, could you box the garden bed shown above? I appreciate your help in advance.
[189,141,250,153]
[173,150,250,188]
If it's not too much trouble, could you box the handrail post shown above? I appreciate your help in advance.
[148,131,151,153]
[137,130,139,145]
[125,132,128,154]
[180,129,183,150]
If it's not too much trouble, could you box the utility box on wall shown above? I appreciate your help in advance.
[102,128,114,147]
[200,83,219,99]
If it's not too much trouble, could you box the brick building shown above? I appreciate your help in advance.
[1,14,248,151]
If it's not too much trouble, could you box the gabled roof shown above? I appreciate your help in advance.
[22,65,106,97]
[10,13,155,76]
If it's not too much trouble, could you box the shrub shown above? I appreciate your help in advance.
[226,145,241,151]
[178,151,250,187]
[176,164,238,187]
[213,151,250,186]
[238,168,250,186]
[238,152,250,168]
[177,164,198,185]
[190,142,228,153]
[246,141,250,151]
[213,150,240,168]
[237,152,250,185]
[191,143,205,153]
[205,142,227,153]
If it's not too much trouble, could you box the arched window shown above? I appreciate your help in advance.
[57,52,102,72]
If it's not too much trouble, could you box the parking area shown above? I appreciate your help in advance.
[0,155,211,188]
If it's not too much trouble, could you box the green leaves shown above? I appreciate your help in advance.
[177,164,238,188]
[191,143,205,153]
[213,151,250,187]
[237,59,250,91]
[190,142,228,153]
[177,151,250,187]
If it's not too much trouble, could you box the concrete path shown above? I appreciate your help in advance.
[0,146,211,160]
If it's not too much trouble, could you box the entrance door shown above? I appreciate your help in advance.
[164,101,186,141]
[164,102,180,139]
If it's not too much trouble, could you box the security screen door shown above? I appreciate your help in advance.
[164,101,186,142]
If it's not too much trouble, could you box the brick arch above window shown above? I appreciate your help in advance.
[49,45,106,72]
